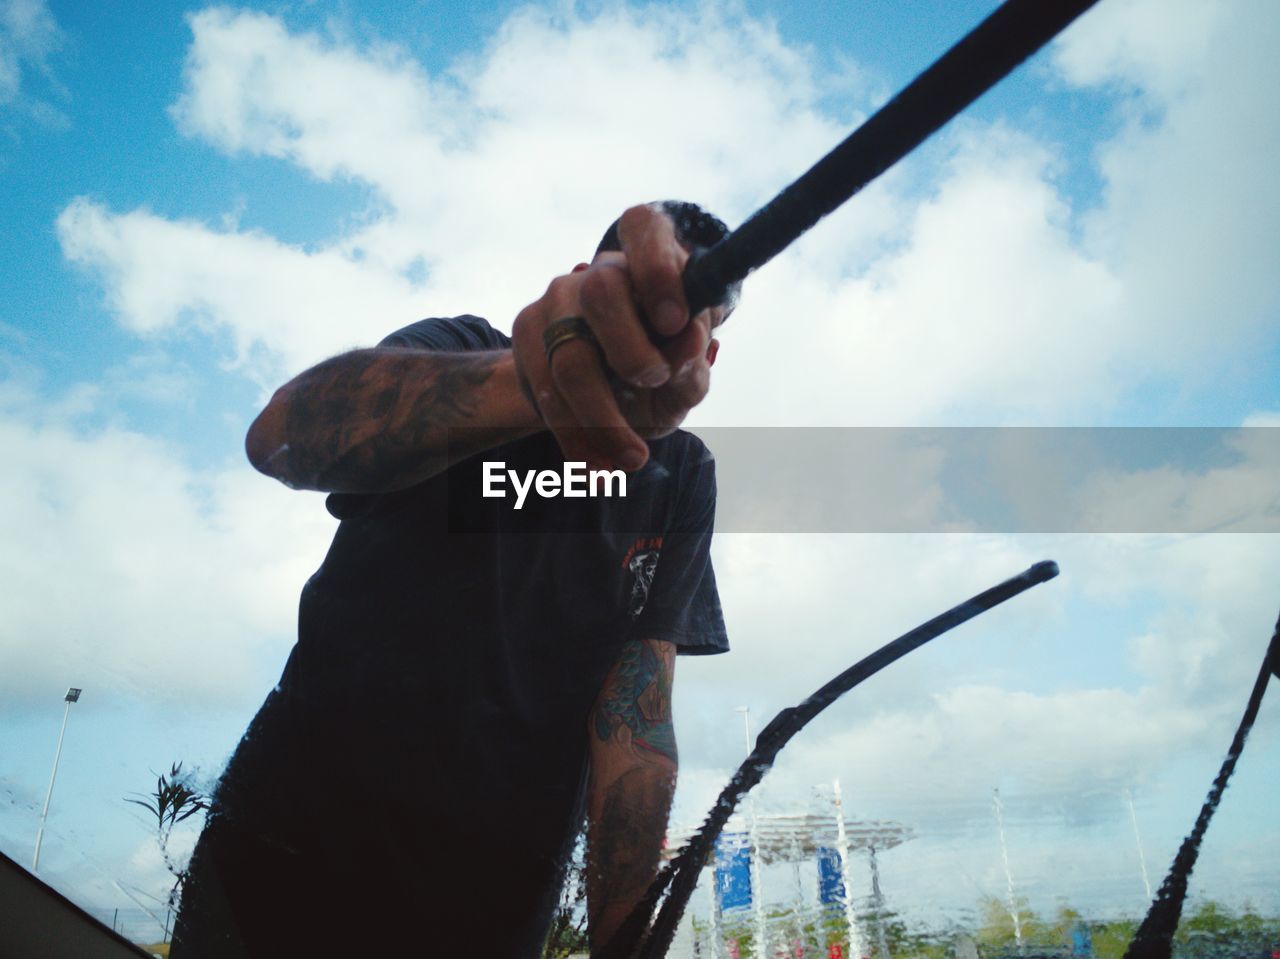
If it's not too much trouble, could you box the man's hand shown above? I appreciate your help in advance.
[511,204,725,473]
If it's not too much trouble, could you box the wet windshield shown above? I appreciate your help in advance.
[1,1,1276,957]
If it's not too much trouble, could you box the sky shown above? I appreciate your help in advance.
[1,0,1278,948]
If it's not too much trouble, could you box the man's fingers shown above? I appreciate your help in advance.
[579,260,671,388]
[659,311,711,376]
[617,205,689,338]
[512,213,718,470]
[518,346,598,466]
[514,297,650,472]
[550,339,649,471]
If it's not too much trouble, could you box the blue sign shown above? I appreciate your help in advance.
[714,833,753,911]
[817,847,846,904]
[1070,922,1094,957]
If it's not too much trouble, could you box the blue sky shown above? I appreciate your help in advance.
[1,0,1278,947]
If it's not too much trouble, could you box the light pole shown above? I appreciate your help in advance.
[1124,787,1154,904]
[992,788,1024,955]
[32,687,81,873]
[831,779,866,959]
[735,707,767,959]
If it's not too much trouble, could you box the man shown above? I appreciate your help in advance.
[171,202,736,957]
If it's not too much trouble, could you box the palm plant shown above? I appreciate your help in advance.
[125,762,209,911]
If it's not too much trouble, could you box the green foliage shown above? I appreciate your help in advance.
[700,904,955,959]
[1179,899,1235,939]
[967,900,1279,959]
[1090,918,1139,959]
[1174,899,1280,957]
[602,895,1279,959]
[1237,903,1267,938]
[1050,905,1083,938]
[975,895,1052,950]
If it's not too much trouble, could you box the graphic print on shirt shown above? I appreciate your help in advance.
[621,536,664,619]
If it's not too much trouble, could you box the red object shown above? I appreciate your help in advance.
[828,944,843,959]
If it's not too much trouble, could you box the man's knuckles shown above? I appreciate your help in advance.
[618,203,661,239]
[578,264,627,316]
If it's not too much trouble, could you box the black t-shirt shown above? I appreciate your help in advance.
[199,315,727,954]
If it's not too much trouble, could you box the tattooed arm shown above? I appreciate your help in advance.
[245,203,725,492]
[245,347,542,492]
[586,638,678,953]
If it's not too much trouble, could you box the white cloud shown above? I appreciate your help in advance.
[1056,0,1280,384]
[697,128,1124,425]
[58,0,1280,428]
[674,531,1280,822]
[1079,533,1280,704]
[0,0,59,106]
[669,530,1280,918]
[172,7,446,194]
[123,827,198,906]
[1074,460,1280,536]
[56,4,880,382]
[698,533,1052,704]
[171,5,840,218]
[687,428,1280,750]
[56,198,426,380]
[1053,0,1221,100]
[783,684,1200,810]
[0,389,335,708]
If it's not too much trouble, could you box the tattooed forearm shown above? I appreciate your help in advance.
[594,639,677,763]
[285,350,498,489]
[586,640,679,950]
[250,347,534,491]
[587,765,675,930]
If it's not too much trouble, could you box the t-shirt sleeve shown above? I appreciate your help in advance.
[377,315,512,352]
[630,438,729,656]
